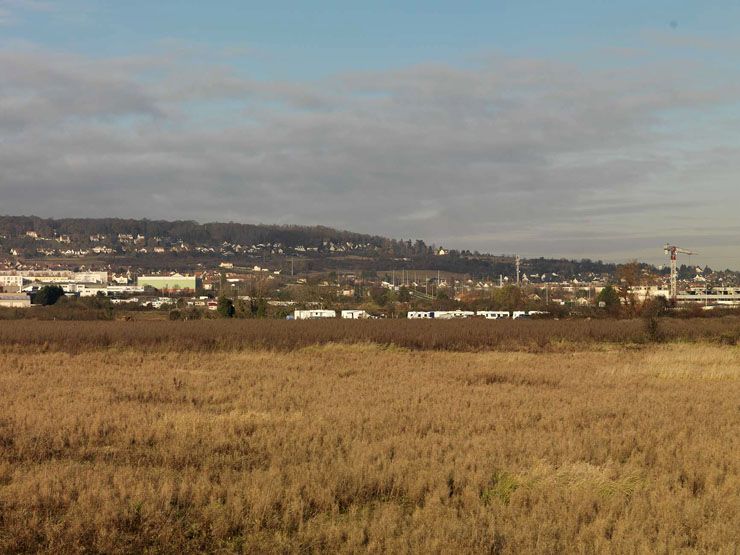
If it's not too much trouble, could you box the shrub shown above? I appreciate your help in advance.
[216,297,235,318]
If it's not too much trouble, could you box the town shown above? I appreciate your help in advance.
[1,222,738,318]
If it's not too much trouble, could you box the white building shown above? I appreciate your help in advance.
[75,285,110,297]
[0,275,24,292]
[341,310,370,319]
[0,293,31,308]
[293,309,337,320]
[629,285,671,302]
[477,311,510,319]
[74,271,109,284]
[434,310,476,319]
[407,311,434,319]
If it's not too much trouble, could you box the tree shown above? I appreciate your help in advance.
[491,286,524,311]
[234,299,251,318]
[596,286,621,316]
[617,260,641,315]
[353,285,364,302]
[398,286,411,303]
[641,297,667,342]
[254,298,268,318]
[641,296,668,318]
[369,286,388,307]
[33,285,64,306]
[217,296,235,318]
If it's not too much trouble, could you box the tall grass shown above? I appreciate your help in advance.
[0,344,738,552]
[0,317,738,353]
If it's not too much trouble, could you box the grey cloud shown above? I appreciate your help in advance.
[1,43,739,267]
[0,49,163,130]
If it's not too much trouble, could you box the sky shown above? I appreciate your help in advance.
[1,1,739,269]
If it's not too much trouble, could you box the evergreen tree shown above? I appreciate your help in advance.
[33,285,64,306]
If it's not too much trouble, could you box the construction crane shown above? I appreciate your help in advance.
[664,244,697,301]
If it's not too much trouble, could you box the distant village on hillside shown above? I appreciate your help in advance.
[0,216,738,315]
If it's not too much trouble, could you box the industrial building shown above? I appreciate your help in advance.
[0,293,31,308]
[629,285,740,306]
[137,274,199,292]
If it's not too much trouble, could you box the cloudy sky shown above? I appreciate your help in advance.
[1,1,739,268]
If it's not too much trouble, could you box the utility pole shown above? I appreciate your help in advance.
[515,255,521,287]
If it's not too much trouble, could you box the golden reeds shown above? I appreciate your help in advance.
[0,342,738,552]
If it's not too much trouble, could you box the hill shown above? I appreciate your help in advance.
[0,215,673,281]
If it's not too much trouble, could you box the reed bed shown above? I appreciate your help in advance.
[0,317,738,353]
[0,344,738,553]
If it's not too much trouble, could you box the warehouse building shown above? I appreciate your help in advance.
[0,293,31,308]
[137,274,199,292]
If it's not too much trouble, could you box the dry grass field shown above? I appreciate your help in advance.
[0,323,739,553]
[0,317,739,352]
